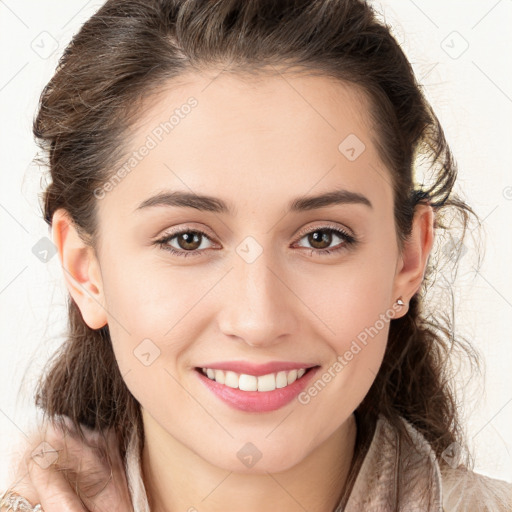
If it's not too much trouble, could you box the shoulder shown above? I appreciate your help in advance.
[343,414,511,511]
[395,415,512,511]
[440,466,512,512]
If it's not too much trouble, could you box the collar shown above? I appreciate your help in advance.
[340,415,443,511]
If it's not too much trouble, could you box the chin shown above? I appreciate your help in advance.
[206,448,302,475]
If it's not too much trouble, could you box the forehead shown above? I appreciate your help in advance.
[98,69,392,220]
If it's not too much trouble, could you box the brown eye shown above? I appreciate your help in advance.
[156,229,214,258]
[306,230,334,250]
[175,231,203,251]
[294,226,356,256]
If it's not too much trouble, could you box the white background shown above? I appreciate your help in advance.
[1,0,511,491]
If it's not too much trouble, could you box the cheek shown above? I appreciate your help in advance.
[101,248,201,335]
[293,252,396,347]
[297,301,390,421]
[101,253,216,397]
[293,250,396,406]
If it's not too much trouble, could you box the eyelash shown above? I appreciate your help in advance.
[155,224,357,259]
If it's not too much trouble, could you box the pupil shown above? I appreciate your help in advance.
[180,232,200,250]
[310,230,330,249]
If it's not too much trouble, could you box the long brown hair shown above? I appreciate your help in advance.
[32,0,481,487]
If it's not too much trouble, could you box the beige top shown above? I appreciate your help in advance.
[124,414,512,511]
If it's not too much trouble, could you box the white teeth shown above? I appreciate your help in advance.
[257,373,275,392]
[201,367,312,392]
[287,369,297,385]
[275,371,288,388]
[224,371,239,389]
[214,369,225,384]
[239,374,258,391]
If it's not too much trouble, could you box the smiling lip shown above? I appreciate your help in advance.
[195,364,321,413]
[195,360,318,376]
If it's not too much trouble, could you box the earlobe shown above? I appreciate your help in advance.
[51,209,108,330]
[392,204,435,315]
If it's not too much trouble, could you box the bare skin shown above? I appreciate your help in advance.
[3,69,434,512]
[3,417,132,511]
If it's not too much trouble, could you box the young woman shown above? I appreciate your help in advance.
[1,0,511,511]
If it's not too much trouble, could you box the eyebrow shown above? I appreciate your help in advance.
[134,188,373,215]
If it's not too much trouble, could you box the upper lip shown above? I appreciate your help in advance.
[196,361,318,376]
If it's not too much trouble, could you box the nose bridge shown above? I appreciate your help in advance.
[218,235,297,346]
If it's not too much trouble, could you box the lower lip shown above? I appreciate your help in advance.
[195,366,320,413]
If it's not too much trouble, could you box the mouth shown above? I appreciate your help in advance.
[194,365,319,392]
[194,365,321,413]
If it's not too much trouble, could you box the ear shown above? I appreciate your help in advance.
[391,203,435,317]
[51,208,108,330]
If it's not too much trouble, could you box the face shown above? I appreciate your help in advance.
[61,69,426,473]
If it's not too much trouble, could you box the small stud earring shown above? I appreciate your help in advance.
[396,297,404,306]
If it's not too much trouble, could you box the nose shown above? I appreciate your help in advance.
[216,244,299,348]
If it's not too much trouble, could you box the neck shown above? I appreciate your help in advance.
[140,411,358,512]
